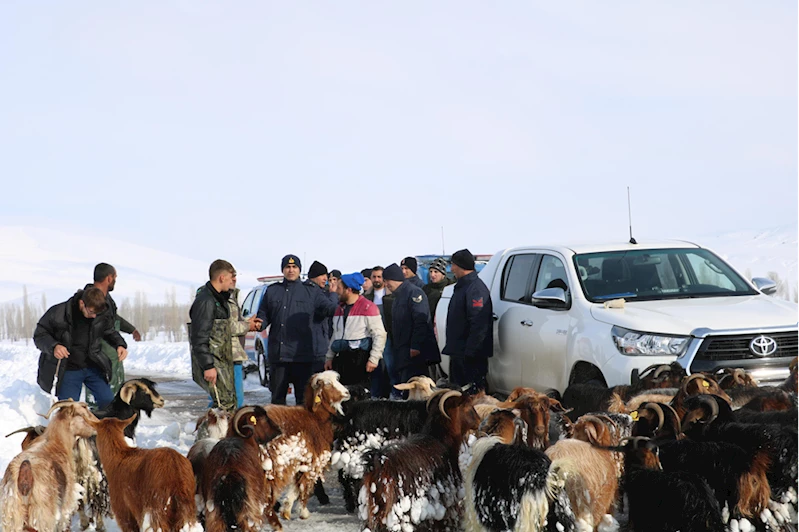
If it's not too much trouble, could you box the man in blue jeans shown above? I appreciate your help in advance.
[35,286,128,409]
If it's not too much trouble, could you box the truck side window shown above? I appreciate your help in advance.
[534,255,569,294]
[241,290,255,317]
[502,254,537,303]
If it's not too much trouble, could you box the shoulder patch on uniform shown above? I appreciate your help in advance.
[412,295,423,303]
[472,297,484,308]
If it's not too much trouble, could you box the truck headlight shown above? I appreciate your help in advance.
[611,326,689,356]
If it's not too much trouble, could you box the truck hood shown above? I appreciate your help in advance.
[590,295,798,336]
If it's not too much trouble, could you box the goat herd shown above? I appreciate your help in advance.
[1,361,797,532]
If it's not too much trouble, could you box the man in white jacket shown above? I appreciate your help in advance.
[324,272,387,387]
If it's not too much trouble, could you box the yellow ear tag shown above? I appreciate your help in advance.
[249,416,257,425]
[314,395,322,404]
[702,380,710,388]
[630,411,639,421]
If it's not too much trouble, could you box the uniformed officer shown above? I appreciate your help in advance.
[443,249,493,391]
[382,263,439,384]
[256,254,337,405]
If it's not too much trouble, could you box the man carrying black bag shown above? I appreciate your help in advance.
[324,272,386,387]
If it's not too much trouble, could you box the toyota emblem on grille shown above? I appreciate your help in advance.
[749,335,778,357]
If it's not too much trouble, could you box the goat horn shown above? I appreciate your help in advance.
[426,389,452,410]
[642,403,665,433]
[232,406,258,438]
[682,395,719,432]
[680,373,710,393]
[407,376,422,384]
[732,369,747,384]
[43,399,76,420]
[436,390,462,421]
[653,365,672,380]
[661,403,682,433]
[5,426,43,438]
[620,436,652,450]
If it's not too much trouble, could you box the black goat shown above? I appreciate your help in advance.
[464,433,577,532]
[681,394,798,497]
[614,437,726,532]
[331,399,429,513]
[94,378,165,438]
[562,363,685,420]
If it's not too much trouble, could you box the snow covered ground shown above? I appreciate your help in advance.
[0,336,361,532]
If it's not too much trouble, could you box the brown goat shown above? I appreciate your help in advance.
[498,390,568,449]
[476,408,526,444]
[5,425,46,451]
[670,374,731,417]
[262,370,350,523]
[1,400,98,532]
[90,415,199,532]
[546,415,623,529]
[202,406,282,532]
[716,368,758,390]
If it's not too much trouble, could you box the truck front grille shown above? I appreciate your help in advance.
[695,331,798,361]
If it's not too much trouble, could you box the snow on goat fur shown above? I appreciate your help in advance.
[259,370,350,521]
[463,435,578,532]
[1,400,97,532]
[358,390,480,532]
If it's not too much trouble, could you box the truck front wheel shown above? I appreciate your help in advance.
[569,362,607,387]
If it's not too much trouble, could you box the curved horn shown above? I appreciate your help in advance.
[426,389,451,410]
[620,436,652,450]
[653,365,672,380]
[436,390,462,421]
[642,403,665,433]
[661,403,682,432]
[682,395,719,433]
[732,368,747,385]
[43,399,76,420]
[680,373,710,393]
[232,406,259,438]
[5,426,43,438]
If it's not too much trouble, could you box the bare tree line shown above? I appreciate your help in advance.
[0,286,195,342]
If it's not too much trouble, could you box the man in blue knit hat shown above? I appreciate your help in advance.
[256,254,337,404]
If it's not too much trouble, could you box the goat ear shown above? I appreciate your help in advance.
[548,398,568,412]
[394,383,413,390]
[120,383,136,405]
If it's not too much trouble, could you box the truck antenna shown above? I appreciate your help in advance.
[627,187,637,245]
[441,226,446,255]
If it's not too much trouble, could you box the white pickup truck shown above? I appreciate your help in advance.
[434,240,798,394]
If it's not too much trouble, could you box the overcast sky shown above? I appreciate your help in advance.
[1,2,796,277]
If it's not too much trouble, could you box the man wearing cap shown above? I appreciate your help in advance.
[423,257,453,317]
[443,249,493,391]
[304,260,338,374]
[256,254,338,405]
[324,272,386,388]
[401,257,425,289]
[382,263,440,384]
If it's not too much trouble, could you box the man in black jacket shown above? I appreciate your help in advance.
[443,249,493,391]
[189,259,252,412]
[304,260,338,374]
[256,254,337,405]
[382,263,439,385]
[34,287,127,408]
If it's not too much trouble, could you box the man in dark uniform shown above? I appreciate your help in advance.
[443,249,493,391]
[256,254,337,405]
[304,260,338,374]
[382,263,439,384]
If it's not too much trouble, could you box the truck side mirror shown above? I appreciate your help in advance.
[531,287,569,310]
[752,277,778,295]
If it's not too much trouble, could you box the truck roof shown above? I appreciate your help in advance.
[503,239,700,256]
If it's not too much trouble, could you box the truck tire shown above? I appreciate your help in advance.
[257,342,269,387]
[569,362,607,388]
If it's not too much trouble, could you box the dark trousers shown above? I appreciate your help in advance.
[269,362,313,405]
[449,356,488,391]
[332,349,370,387]
[370,359,391,399]
[58,366,114,409]
[397,357,429,385]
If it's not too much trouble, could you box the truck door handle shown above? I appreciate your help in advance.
[520,320,534,327]
[493,314,499,321]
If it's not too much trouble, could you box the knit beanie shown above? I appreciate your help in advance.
[451,249,475,271]
[383,263,405,282]
[430,257,448,276]
[401,256,418,274]
[308,260,328,279]
[341,272,365,291]
[360,268,373,279]
[329,269,342,280]
[281,254,302,271]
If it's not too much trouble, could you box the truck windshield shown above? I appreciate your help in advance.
[573,248,758,302]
